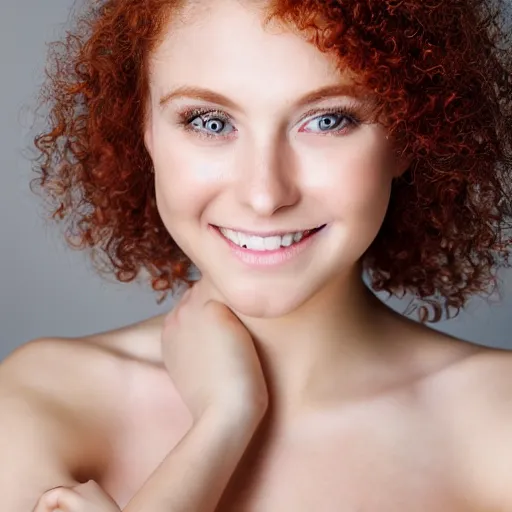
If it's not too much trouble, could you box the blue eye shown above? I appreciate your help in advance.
[189,113,235,136]
[180,109,235,139]
[178,106,361,140]
[300,113,352,133]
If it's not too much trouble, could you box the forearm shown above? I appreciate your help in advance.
[123,409,261,512]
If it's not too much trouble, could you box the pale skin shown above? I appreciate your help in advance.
[3,0,512,511]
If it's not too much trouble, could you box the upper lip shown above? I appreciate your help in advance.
[213,224,326,237]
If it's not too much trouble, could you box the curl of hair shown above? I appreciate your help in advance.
[30,0,512,321]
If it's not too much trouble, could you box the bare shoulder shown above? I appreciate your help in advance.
[0,335,125,509]
[2,337,120,415]
[407,320,512,420]
[423,339,512,407]
[0,313,166,459]
[0,336,126,467]
[84,311,168,366]
[1,311,169,426]
[419,339,512,510]
[0,313,177,509]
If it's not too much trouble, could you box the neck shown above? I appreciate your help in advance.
[203,265,402,420]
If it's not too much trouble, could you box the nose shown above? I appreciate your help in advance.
[236,139,300,216]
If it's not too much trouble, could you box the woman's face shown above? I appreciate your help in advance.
[144,0,406,317]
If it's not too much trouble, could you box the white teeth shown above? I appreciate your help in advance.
[264,236,282,250]
[281,233,294,247]
[220,228,239,245]
[244,234,265,251]
[219,228,312,251]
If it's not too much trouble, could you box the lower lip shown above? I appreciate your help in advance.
[211,225,326,268]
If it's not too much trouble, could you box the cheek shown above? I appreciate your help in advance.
[303,143,393,221]
[337,166,392,219]
[152,145,223,259]
[151,134,226,220]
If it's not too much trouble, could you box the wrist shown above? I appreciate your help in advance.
[200,403,265,433]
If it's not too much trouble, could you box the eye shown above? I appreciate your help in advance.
[176,105,362,140]
[298,108,360,135]
[179,108,235,139]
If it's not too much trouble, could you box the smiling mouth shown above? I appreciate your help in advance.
[216,224,327,251]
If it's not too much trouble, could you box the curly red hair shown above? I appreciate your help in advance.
[30,0,512,322]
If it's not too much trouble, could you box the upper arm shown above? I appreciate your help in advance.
[0,378,79,510]
[0,338,109,511]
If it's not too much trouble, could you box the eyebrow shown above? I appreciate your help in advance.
[158,83,372,112]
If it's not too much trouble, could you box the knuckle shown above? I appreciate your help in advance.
[37,486,80,510]
[207,301,238,324]
[39,486,64,501]
[34,488,60,510]
[203,300,224,315]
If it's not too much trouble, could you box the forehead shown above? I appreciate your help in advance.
[149,0,349,93]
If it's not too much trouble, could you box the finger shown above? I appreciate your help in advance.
[34,486,82,512]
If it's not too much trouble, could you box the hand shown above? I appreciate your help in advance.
[162,279,269,424]
[33,480,121,512]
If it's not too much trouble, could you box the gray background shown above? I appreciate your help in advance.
[1,0,511,361]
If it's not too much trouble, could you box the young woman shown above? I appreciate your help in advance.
[2,0,512,510]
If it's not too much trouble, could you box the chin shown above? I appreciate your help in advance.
[215,280,317,319]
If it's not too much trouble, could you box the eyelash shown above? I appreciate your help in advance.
[175,104,363,140]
